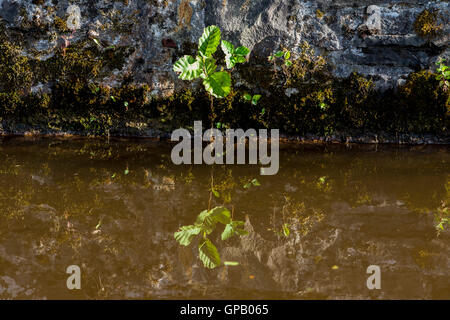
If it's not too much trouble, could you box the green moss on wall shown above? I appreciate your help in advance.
[0,31,447,137]
[414,9,443,39]
[0,37,33,114]
[54,17,68,33]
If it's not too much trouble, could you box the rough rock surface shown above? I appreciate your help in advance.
[0,0,448,96]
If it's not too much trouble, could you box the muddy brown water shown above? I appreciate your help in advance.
[0,137,448,299]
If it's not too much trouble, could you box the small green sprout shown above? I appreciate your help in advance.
[243,93,262,105]
[436,58,450,91]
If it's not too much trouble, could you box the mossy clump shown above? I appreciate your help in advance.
[0,35,148,135]
[0,39,33,93]
[414,9,443,39]
[0,38,33,114]
[41,42,103,83]
[316,9,325,19]
[54,16,68,33]
[288,41,328,85]
[103,46,135,71]
[332,73,376,132]
[394,70,449,133]
[150,66,448,137]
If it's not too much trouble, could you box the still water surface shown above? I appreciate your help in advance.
[0,137,448,299]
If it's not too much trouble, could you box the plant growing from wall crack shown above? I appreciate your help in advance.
[436,58,449,92]
[173,25,250,124]
[268,49,293,84]
[243,93,262,106]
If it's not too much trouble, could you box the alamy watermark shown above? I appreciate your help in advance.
[366,265,381,290]
[171,121,279,175]
[66,265,81,290]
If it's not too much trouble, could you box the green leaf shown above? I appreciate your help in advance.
[203,71,231,98]
[244,93,252,101]
[199,239,221,269]
[224,261,239,266]
[222,221,247,240]
[284,51,291,60]
[235,46,250,56]
[245,178,260,188]
[225,55,236,69]
[251,178,261,186]
[235,228,249,236]
[124,168,129,175]
[285,60,293,67]
[198,56,217,79]
[197,210,217,234]
[173,55,201,80]
[174,225,202,246]
[196,210,211,225]
[221,40,235,56]
[196,206,231,232]
[198,25,221,57]
[221,223,234,240]
[212,189,220,198]
[235,56,247,63]
[274,51,284,58]
[93,38,101,47]
[282,223,290,237]
[268,55,274,62]
[231,221,248,236]
[251,95,262,106]
[209,206,231,225]
[261,108,265,115]
[221,40,237,69]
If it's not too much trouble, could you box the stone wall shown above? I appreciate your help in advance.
[0,0,448,97]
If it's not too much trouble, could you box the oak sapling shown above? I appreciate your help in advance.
[173,25,250,124]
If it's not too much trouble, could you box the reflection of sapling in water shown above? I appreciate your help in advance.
[174,206,248,269]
